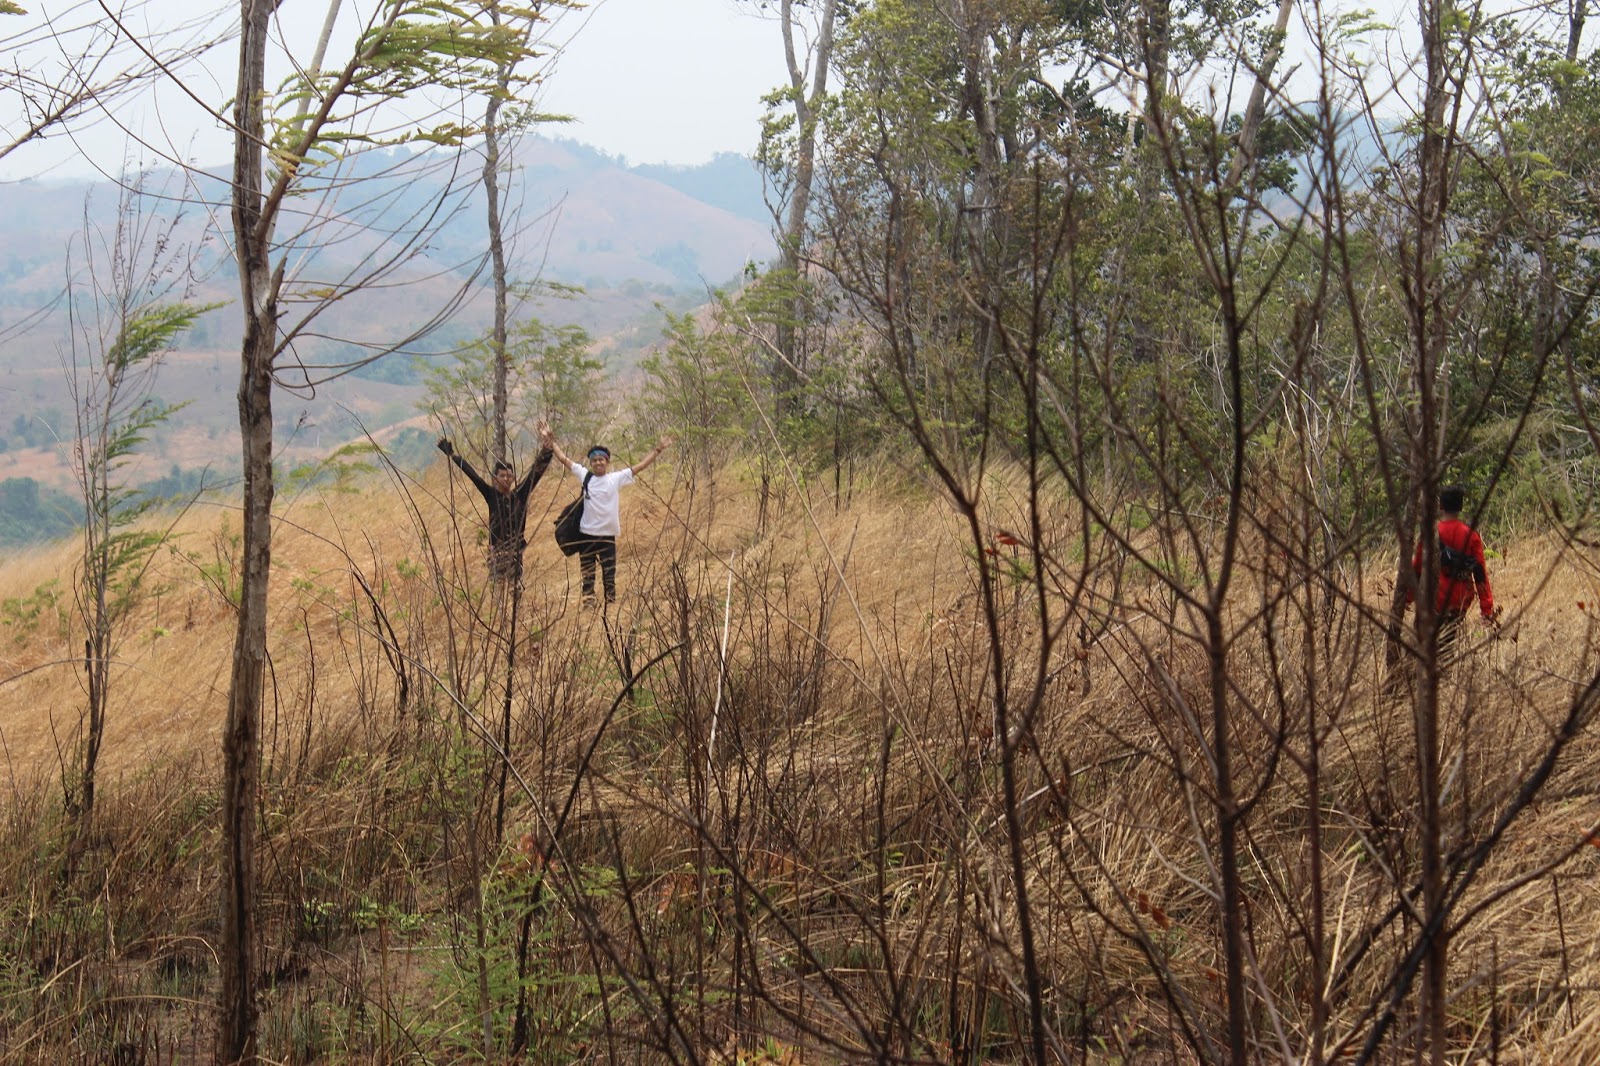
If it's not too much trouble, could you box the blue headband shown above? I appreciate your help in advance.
[588,446,610,459]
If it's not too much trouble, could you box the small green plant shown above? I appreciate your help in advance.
[352,897,425,934]
[1,579,65,645]
[178,516,242,607]
[281,442,381,495]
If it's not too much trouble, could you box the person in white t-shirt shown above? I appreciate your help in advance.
[541,425,673,605]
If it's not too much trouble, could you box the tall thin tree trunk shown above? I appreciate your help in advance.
[1212,278,1251,1066]
[484,22,511,459]
[219,0,274,1059]
[1129,0,1171,369]
[71,495,112,854]
[1137,0,1171,206]
[1412,3,1454,1060]
[958,0,1004,365]
[1224,0,1295,192]
[772,0,836,419]
[494,582,522,845]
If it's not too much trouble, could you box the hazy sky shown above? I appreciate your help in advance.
[8,0,1518,184]
[1,0,788,180]
[539,0,782,166]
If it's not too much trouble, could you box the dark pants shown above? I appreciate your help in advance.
[488,540,525,586]
[577,536,617,601]
[1437,610,1466,665]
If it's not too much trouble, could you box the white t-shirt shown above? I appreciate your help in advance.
[570,461,635,537]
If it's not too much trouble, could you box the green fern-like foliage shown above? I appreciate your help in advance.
[264,0,572,174]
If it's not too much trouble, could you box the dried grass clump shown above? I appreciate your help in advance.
[1,461,1599,1061]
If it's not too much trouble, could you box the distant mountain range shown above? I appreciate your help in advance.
[0,135,775,363]
[0,136,778,512]
[376,136,778,289]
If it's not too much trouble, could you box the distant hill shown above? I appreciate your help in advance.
[0,136,774,362]
[401,136,776,289]
[0,137,777,510]
[629,152,774,228]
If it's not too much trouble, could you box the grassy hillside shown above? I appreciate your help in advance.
[0,138,771,372]
[0,138,774,510]
[1,456,1598,1062]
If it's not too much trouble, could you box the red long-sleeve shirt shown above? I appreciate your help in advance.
[1410,517,1494,619]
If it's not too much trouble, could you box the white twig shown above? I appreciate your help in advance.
[705,551,737,826]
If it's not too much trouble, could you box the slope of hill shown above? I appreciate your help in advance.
[0,138,776,513]
[0,463,1596,1061]
[629,149,773,226]
[0,136,773,356]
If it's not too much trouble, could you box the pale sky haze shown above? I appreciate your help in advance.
[8,0,1519,184]
[1,0,788,180]
[538,0,782,166]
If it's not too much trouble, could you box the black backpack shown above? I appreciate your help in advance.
[1439,536,1484,583]
[553,472,593,556]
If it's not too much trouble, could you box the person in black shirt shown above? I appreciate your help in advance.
[437,434,554,585]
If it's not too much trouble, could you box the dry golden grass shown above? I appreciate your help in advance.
[3,459,1600,1061]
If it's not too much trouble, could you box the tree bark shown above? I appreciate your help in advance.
[219,0,275,1059]
[484,6,511,459]
[1138,0,1172,206]
[772,0,837,419]
[1223,0,1295,192]
[1412,3,1454,1061]
[957,0,1005,367]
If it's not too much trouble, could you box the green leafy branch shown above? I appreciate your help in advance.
[264,0,568,169]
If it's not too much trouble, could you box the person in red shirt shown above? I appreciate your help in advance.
[1409,484,1497,659]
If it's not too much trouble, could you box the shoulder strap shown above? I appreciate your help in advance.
[1438,526,1486,582]
[582,471,593,497]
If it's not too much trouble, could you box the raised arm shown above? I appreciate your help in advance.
[516,445,555,495]
[439,437,492,495]
[539,421,576,470]
[629,435,674,476]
